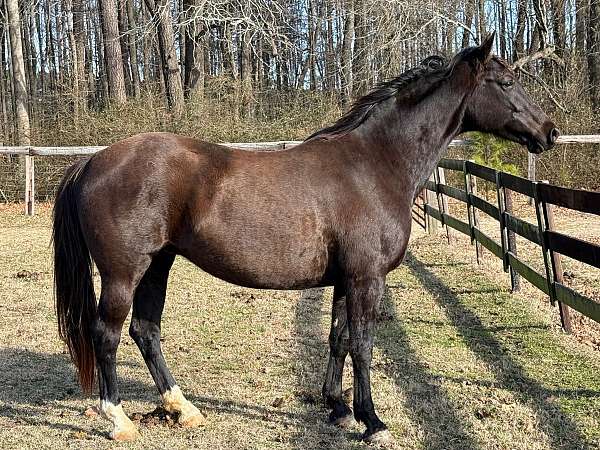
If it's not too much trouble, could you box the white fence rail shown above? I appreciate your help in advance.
[0,135,598,215]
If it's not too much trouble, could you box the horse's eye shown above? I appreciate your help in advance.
[501,79,514,88]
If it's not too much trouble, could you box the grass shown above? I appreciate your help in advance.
[0,206,599,449]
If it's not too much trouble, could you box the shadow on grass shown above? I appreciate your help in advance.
[436,375,600,399]
[404,251,592,449]
[376,287,482,450]
[0,348,155,406]
[0,347,325,440]
[287,288,365,449]
[406,318,551,333]
[0,347,155,437]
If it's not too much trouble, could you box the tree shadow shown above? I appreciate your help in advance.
[0,347,330,441]
[0,347,156,437]
[287,288,365,449]
[0,347,155,406]
[435,375,600,399]
[404,251,592,449]
[376,287,482,450]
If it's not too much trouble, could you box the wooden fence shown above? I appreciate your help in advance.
[0,138,475,215]
[420,158,600,332]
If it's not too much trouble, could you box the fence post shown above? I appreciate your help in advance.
[464,161,482,263]
[470,170,482,263]
[527,153,536,206]
[436,167,452,243]
[25,151,35,216]
[504,187,520,292]
[540,182,572,332]
[533,181,557,306]
[426,173,438,234]
[463,161,474,239]
[496,171,509,273]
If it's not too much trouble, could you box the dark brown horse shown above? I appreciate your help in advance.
[53,34,557,444]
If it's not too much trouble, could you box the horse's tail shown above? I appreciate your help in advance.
[53,158,97,394]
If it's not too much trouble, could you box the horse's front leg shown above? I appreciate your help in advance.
[346,274,393,444]
[322,283,355,427]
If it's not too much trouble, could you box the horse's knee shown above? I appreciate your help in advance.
[92,318,122,355]
[129,318,161,355]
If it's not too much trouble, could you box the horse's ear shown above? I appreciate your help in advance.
[480,32,495,62]
[460,32,495,71]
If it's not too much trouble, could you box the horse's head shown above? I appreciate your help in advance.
[460,33,559,153]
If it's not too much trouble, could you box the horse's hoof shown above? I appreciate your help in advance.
[179,411,207,428]
[110,427,141,441]
[330,412,357,429]
[363,428,394,447]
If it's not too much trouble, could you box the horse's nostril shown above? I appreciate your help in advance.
[549,127,560,144]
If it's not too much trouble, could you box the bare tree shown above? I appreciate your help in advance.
[7,0,30,145]
[183,0,206,99]
[99,0,127,103]
[7,0,33,215]
[144,0,185,117]
[589,0,600,114]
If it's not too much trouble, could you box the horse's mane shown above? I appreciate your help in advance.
[305,54,455,141]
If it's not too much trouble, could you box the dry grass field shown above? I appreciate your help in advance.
[0,204,599,449]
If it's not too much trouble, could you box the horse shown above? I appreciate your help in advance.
[53,33,558,444]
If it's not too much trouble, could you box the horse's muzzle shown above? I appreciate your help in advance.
[547,127,560,148]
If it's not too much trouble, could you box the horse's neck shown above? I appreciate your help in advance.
[360,79,472,197]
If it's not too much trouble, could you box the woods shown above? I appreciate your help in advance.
[0,0,600,187]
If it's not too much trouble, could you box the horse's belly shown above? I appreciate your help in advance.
[178,227,332,290]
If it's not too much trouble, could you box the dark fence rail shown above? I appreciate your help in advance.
[418,159,600,331]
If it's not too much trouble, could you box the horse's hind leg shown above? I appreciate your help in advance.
[93,264,150,441]
[129,250,206,428]
[322,284,355,427]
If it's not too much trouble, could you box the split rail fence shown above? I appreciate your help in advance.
[0,138,472,214]
[418,156,600,332]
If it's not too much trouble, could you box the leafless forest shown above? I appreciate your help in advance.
[1,0,600,187]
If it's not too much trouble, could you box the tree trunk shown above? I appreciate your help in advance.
[118,0,133,96]
[323,0,336,91]
[307,0,318,90]
[126,0,141,97]
[144,0,185,118]
[551,0,566,57]
[73,0,88,112]
[498,0,507,59]
[340,0,354,105]
[462,0,474,47]
[240,29,253,117]
[35,6,47,97]
[477,0,486,41]
[353,0,369,96]
[7,0,30,145]
[183,0,206,99]
[0,20,8,141]
[576,0,587,53]
[588,0,600,114]
[513,0,527,59]
[7,0,33,215]
[99,0,127,104]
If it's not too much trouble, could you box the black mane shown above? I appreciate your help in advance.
[305,55,451,141]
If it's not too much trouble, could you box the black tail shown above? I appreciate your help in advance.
[53,158,97,394]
